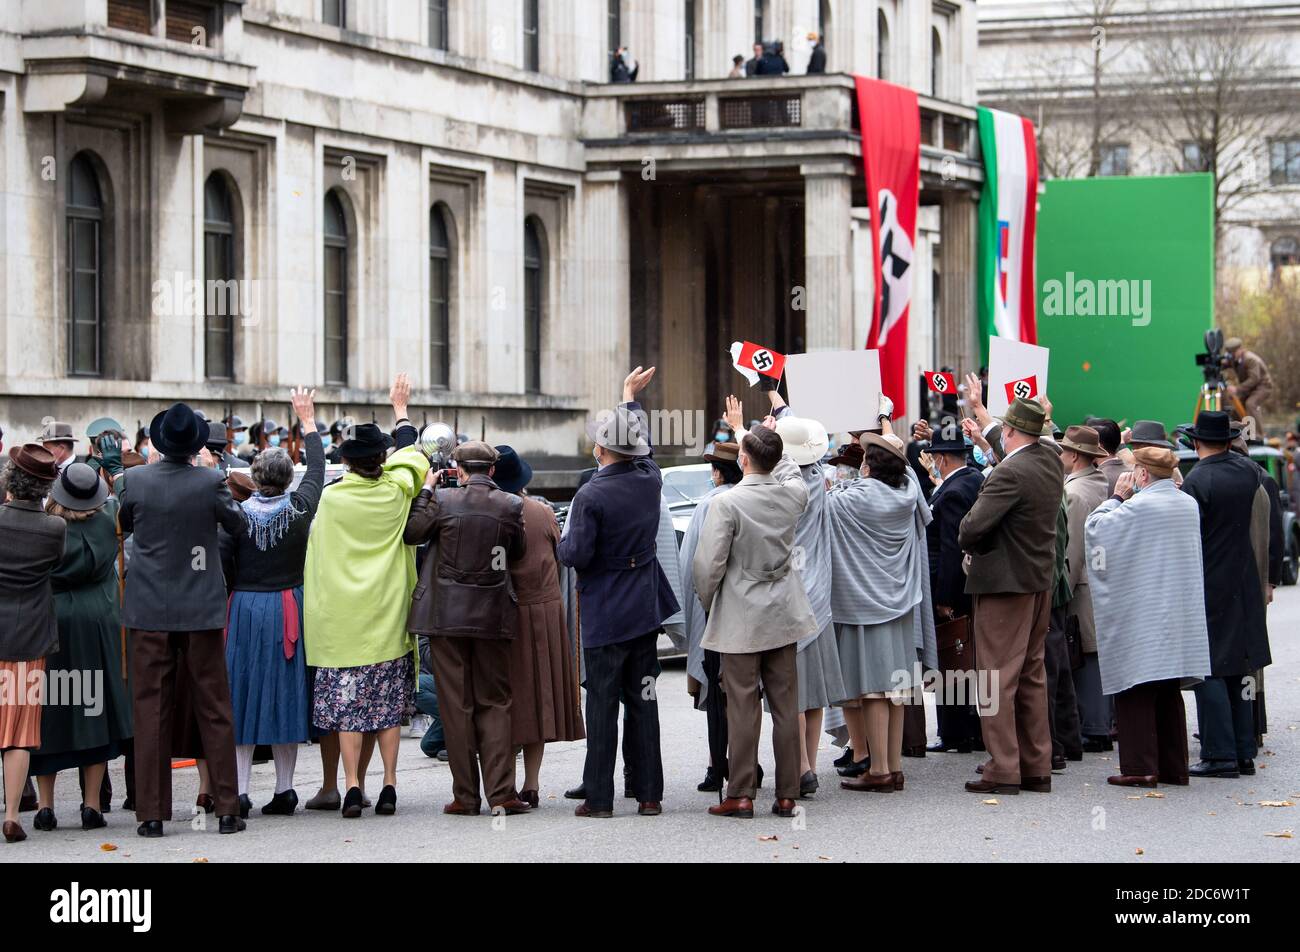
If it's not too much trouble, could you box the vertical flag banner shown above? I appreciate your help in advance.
[854,76,920,418]
[977,106,1039,366]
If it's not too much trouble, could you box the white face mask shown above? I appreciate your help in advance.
[593,447,604,469]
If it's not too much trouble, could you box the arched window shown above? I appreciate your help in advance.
[930,27,943,97]
[876,9,890,81]
[523,0,540,71]
[204,174,237,380]
[429,0,448,50]
[67,153,104,376]
[323,190,349,386]
[430,206,452,389]
[523,218,544,394]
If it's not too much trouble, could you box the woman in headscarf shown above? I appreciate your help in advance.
[827,433,935,793]
[304,414,429,819]
[0,445,65,843]
[492,446,585,807]
[221,388,324,818]
[28,463,133,832]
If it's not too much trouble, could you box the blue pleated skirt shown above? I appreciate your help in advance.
[225,587,310,745]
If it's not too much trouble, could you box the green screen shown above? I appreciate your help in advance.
[1036,174,1215,435]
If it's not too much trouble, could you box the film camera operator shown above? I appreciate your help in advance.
[1224,337,1274,430]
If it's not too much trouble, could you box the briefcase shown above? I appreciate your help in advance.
[937,614,975,673]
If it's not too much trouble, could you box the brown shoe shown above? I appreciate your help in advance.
[637,801,662,816]
[1108,774,1158,789]
[574,801,613,818]
[2,821,26,844]
[708,796,755,818]
[491,799,531,816]
[964,778,1020,795]
[519,789,539,809]
[893,772,905,791]
[841,772,896,793]
[1020,776,1052,793]
[771,798,797,817]
[442,801,482,816]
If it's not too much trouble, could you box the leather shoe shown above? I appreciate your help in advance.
[519,789,540,809]
[637,801,662,816]
[1051,755,1067,771]
[697,766,724,793]
[137,820,164,838]
[304,788,340,811]
[1160,774,1190,786]
[563,782,586,800]
[1065,750,1084,762]
[218,815,246,834]
[893,771,905,791]
[33,807,56,832]
[1108,774,1158,788]
[832,747,855,768]
[841,772,896,793]
[195,793,215,814]
[837,755,871,778]
[964,778,1020,795]
[341,786,365,819]
[772,798,797,817]
[443,801,482,816]
[901,745,927,758]
[1020,776,1052,793]
[1238,759,1256,776]
[81,806,107,831]
[375,785,397,816]
[238,793,252,819]
[1082,735,1114,753]
[574,801,613,818]
[19,780,37,812]
[799,770,819,798]
[1189,760,1239,779]
[2,820,26,843]
[708,796,754,818]
[491,798,531,816]
[261,789,299,816]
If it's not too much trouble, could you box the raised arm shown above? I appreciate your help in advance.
[291,387,326,516]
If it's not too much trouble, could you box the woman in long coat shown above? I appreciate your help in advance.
[29,463,133,832]
[494,447,585,808]
[0,445,65,844]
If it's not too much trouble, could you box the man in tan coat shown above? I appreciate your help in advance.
[1225,337,1273,433]
[693,419,817,819]
[1060,425,1113,752]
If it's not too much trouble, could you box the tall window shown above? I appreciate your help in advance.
[204,174,237,380]
[323,190,349,386]
[1099,143,1131,177]
[523,0,540,71]
[430,206,452,389]
[1270,138,1300,185]
[523,219,544,394]
[608,0,621,61]
[67,154,104,377]
[685,0,696,80]
[429,0,448,50]
[1271,237,1298,277]
[877,10,890,80]
[754,0,765,43]
[930,27,943,97]
[323,0,345,27]
[1181,140,1210,172]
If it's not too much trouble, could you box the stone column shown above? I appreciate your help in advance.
[802,162,855,351]
[938,189,979,371]
[577,171,631,419]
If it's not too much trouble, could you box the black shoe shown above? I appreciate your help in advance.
[927,740,973,754]
[799,770,819,798]
[1189,760,1240,779]
[81,806,107,831]
[832,748,855,769]
[261,789,299,816]
[1051,755,1068,771]
[237,793,252,819]
[837,755,871,778]
[1237,759,1256,776]
[137,820,164,838]
[342,786,365,818]
[1065,750,1084,762]
[33,808,57,832]
[218,814,246,834]
[697,766,724,793]
[902,745,927,758]
[564,782,586,800]
[121,797,134,812]
[1082,736,1114,753]
[375,785,397,816]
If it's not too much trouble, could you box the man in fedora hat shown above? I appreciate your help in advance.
[205,421,248,473]
[85,417,127,487]
[558,367,679,818]
[1082,417,1129,495]
[117,402,248,836]
[958,396,1063,794]
[1177,410,1271,778]
[1059,425,1114,753]
[39,420,77,473]
[1224,337,1273,431]
[403,440,530,817]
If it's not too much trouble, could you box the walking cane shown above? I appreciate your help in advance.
[116,516,127,681]
[573,588,583,718]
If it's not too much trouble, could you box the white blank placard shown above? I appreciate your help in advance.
[987,337,1051,417]
[784,350,882,434]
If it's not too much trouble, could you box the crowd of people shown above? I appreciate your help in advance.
[0,355,1282,841]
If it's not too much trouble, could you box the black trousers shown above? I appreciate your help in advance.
[582,632,664,811]
[1193,674,1257,762]
[1044,607,1083,759]
[702,649,728,772]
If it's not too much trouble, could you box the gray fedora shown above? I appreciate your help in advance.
[50,461,109,512]
[1129,419,1173,450]
[587,406,652,457]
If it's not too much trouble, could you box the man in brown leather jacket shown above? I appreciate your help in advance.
[404,441,528,817]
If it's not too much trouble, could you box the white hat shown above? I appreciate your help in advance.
[775,416,829,466]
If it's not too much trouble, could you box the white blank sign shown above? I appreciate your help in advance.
[987,337,1051,418]
[784,350,882,434]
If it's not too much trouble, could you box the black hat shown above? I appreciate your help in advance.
[492,445,533,493]
[926,431,968,455]
[204,421,229,452]
[338,423,389,459]
[50,461,109,512]
[149,403,207,456]
[224,414,246,431]
[1177,411,1232,445]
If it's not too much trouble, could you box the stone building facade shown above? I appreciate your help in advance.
[2,0,986,459]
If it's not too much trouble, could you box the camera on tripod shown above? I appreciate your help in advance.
[1194,328,1232,387]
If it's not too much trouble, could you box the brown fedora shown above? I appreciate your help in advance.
[1059,425,1107,457]
[8,443,59,481]
[829,442,864,468]
[702,440,739,465]
[858,431,908,466]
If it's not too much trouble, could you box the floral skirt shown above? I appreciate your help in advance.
[311,655,413,734]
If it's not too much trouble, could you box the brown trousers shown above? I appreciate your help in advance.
[722,643,800,800]
[129,629,238,821]
[973,592,1052,784]
[1115,679,1189,782]
[428,635,516,810]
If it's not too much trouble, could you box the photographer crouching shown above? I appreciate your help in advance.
[1225,336,1274,433]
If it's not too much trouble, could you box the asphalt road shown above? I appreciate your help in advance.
[8,588,1298,863]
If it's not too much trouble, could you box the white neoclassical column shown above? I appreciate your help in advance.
[938,189,979,372]
[802,161,855,351]
[576,170,631,413]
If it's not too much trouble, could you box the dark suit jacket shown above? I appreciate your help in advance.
[117,460,246,631]
[1182,451,1271,674]
[0,500,67,660]
[927,465,982,613]
[959,441,1063,595]
[556,402,680,648]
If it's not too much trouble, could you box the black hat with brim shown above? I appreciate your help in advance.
[150,403,207,457]
[1176,410,1232,445]
[50,461,110,512]
[492,445,533,493]
[338,423,390,459]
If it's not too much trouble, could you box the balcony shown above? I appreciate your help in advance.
[20,0,254,133]
[582,74,983,189]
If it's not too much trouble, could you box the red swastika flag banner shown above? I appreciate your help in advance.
[924,371,957,394]
[736,341,786,380]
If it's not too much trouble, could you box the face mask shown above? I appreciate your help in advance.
[269,434,281,447]
[140,445,150,460]
[930,464,941,480]
[973,446,988,467]
[233,432,248,447]
[321,435,333,449]
[593,447,603,469]
[715,432,729,443]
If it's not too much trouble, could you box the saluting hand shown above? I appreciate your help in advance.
[390,372,411,420]
[963,373,984,411]
[724,395,744,434]
[622,366,656,403]
[291,386,317,433]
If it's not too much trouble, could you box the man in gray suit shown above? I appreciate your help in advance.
[693,419,817,819]
[118,403,247,837]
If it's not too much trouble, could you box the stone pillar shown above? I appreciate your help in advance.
[802,162,855,351]
[577,171,631,424]
[938,189,979,372]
